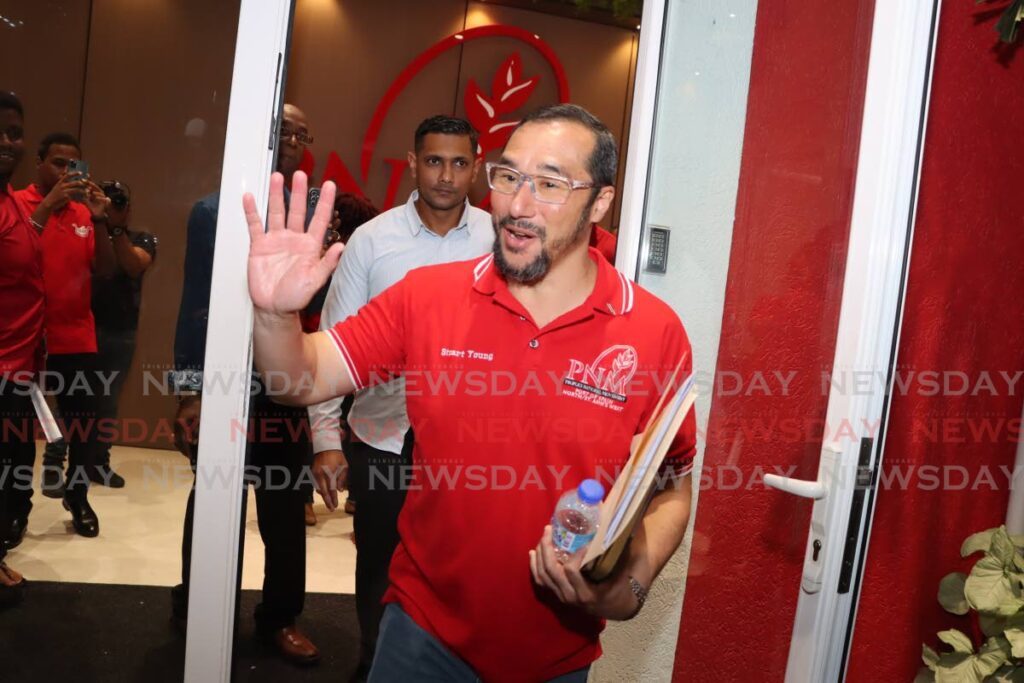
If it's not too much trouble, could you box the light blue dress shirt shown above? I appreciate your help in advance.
[309,190,494,454]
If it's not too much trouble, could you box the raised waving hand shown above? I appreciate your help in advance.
[243,171,343,314]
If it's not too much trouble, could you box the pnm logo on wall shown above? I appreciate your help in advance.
[298,25,570,212]
[563,345,638,412]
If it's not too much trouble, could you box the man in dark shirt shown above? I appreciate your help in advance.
[170,103,320,666]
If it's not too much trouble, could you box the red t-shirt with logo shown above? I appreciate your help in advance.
[0,185,44,379]
[15,184,97,354]
[589,223,617,263]
[327,249,696,682]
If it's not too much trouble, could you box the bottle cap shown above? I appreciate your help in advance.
[578,479,605,505]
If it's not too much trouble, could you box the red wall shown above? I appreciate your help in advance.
[671,1,876,680]
[846,2,1024,680]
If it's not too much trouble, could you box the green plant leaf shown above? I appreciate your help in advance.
[964,529,998,557]
[985,664,1022,682]
[979,611,1024,638]
[992,528,1017,569]
[941,573,971,615]
[981,613,1007,638]
[966,555,1024,616]
[933,637,1008,682]
[1003,628,1024,658]
[939,629,976,655]
[925,643,942,669]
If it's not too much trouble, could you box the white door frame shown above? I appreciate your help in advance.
[183,0,293,680]
[801,0,942,679]
[616,0,941,681]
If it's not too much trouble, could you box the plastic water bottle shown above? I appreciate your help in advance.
[551,479,605,562]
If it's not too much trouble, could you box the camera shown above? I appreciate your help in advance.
[101,180,131,210]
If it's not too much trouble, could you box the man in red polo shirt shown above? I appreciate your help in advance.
[590,223,617,263]
[14,132,114,540]
[245,104,696,682]
[0,90,40,602]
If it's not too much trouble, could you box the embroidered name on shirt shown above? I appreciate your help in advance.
[562,344,638,411]
[440,347,494,362]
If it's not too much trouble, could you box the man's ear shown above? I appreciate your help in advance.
[407,151,417,182]
[588,186,615,224]
[470,156,483,183]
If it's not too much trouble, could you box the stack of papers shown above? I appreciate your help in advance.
[582,357,697,581]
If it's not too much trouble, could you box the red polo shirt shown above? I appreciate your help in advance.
[15,184,97,354]
[0,185,44,379]
[328,248,696,682]
[590,224,617,263]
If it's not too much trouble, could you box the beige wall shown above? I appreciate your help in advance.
[0,0,239,449]
[0,0,90,190]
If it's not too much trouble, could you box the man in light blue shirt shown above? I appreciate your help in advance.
[308,115,492,681]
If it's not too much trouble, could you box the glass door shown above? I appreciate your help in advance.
[0,0,246,681]
[610,0,940,681]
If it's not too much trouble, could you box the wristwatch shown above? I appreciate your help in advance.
[108,225,126,237]
[628,576,648,617]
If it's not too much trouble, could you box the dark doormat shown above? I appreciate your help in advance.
[0,581,360,682]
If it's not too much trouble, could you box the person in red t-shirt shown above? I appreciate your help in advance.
[14,132,115,539]
[590,223,617,263]
[0,90,40,604]
[244,104,696,682]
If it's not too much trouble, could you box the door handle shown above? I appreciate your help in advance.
[763,447,843,594]
[763,474,826,500]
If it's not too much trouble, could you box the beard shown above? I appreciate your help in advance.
[492,199,594,285]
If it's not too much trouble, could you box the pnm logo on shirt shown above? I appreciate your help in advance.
[562,345,637,412]
[73,224,91,238]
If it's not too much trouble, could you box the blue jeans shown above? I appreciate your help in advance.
[368,603,591,683]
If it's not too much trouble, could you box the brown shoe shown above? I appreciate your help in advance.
[271,625,321,666]
[0,562,25,608]
[304,503,317,527]
[0,562,24,587]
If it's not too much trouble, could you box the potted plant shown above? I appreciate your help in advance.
[917,526,1024,681]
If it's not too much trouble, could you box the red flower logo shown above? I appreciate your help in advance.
[465,53,539,157]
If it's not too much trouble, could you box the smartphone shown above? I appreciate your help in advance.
[66,159,89,201]
[67,159,89,180]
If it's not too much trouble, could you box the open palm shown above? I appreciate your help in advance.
[244,172,343,314]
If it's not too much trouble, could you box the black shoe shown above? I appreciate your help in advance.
[41,466,65,499]
[62,496,99,537]
[89,465,125,489]
[4,517,27,550]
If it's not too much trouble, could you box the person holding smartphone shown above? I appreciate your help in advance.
[13,133,116,541]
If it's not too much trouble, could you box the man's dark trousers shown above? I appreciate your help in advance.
[173,390,311,632]
[351,428,414,668]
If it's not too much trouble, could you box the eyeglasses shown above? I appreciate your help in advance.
[279,127,313,145]
[0,125,24,142]
[485,163,595,205]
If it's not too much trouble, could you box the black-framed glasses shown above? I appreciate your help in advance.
[485,162,594,205]
[279,127,313,145]
[0,125,24,142]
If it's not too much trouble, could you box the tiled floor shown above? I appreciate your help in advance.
[8,444,356,593]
